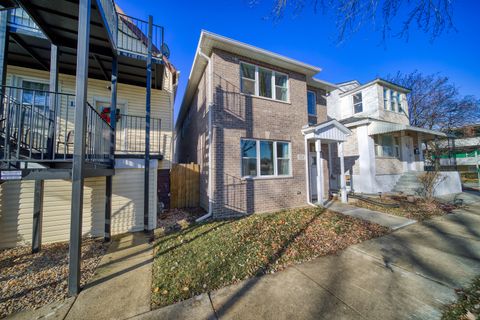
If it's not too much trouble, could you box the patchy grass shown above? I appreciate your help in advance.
[0,238,108,318]
[442,275,480,320]
[352,196,455,221]
[151,207,388,308]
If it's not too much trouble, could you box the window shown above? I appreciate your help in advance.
[374,134,400,158]
[397,93,403,113]
[353,92,363,113]
[277,142,290,175]
[240,63,255,95]
[383,88,389,110]
[241,139,257,177]
[240,139,291,177]
[307,90,316,115]
[22,80,49,110]
[239,62,289,102]
[258,67,272,99]
[389,90,395,111]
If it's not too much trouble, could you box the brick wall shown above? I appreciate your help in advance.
[210,48,323,217]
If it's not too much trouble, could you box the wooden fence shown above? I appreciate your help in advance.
[170,163,200,208]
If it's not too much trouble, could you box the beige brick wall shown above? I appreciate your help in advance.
[209,48,324,217]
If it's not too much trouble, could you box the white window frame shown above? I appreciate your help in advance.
[239,61,289,102]
[353,92,363,114]
[383,88,389,110]
[307,90,316,116]
[240,138,292,178]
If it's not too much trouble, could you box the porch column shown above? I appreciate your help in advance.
[48,44,59,157]
[338,142,347,203]
[315,139,323,204]
[32,180,44,253]
[417,134,424,171]
[144,15,153,232]
[304,137,310,203]
[0,10,9,102]
[104,55,118,242]
[69,0,91,296]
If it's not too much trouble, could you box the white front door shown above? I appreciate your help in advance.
[405,136,416,171]
[309,153,317,197]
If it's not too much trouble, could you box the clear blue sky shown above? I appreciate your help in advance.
[116,0,480,122]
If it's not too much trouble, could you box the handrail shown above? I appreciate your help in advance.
[115,113,161,154]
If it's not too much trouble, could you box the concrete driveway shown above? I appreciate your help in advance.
[138,192,480,320]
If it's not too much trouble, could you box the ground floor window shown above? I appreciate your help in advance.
[374,134,400,158]
[241,139,291,177]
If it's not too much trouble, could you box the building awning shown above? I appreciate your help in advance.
[368,121,447,138]
[302,119,352,142]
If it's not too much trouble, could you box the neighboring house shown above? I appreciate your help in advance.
[438,124,480,173]
[0,5,177,249]
[176,31,461,219]
[327,79,461,195]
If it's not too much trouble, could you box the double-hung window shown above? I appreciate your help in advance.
[241,139,291,177]
[396,93,403,113]
[22,80,49,111]
[307,90,316,116]
[353,92,363,113]
[389,90,396,111]
[240,62,289,102]
[383,88,389,110]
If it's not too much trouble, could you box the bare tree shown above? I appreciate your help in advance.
[387,71,480,131]
[257,0,456,43]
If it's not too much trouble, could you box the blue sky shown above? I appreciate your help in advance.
[116,0,480,121]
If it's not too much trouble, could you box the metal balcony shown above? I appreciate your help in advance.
[0,86,114,169]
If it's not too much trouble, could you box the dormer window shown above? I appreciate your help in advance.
[353,92,363,113]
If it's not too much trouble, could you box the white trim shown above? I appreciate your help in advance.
[240,139,292,179]
[302,119,352,136]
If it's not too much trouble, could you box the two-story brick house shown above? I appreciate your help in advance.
[176,31,461,219]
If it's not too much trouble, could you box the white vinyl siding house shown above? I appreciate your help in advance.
[0,65,175,249]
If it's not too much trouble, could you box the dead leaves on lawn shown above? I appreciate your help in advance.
[151,207,388,308]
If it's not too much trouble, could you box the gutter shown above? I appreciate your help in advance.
[196,49,214,222]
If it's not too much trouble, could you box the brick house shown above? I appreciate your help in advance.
[175,31,461,219]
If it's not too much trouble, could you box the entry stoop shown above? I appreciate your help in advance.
[392,171,424,195]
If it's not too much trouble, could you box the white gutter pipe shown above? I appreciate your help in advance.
[196,49,213,222]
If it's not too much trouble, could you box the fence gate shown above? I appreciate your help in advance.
[170,163,200,208]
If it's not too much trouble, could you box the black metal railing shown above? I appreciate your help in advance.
[117,13,164,58]
[0,86,113,167]
[115,114,161,154]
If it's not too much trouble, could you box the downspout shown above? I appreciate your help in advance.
[196,49,213,222]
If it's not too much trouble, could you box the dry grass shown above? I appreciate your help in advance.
[352,195,455,221]
[151,207,388,308]
[0,238,108,318]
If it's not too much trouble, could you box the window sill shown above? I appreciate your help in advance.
[241,175,294,181]
[382,108,406,115]
[240,92,291,105]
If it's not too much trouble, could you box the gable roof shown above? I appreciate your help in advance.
[176,30,322,130]
[302,119,352,142]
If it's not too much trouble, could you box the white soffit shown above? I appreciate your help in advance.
[368,121,447,137]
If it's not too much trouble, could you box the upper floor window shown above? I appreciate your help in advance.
[240,62,289,102]
[241,138,291,178]
[353,92,363,113]
[383,87,404,113]
[307,90,316,116]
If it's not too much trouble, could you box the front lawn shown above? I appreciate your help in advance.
[151,207,388,308]
[442,275,480,320]
[352,195,455,221]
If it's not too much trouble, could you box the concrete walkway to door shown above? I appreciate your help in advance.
[136,192,480,320]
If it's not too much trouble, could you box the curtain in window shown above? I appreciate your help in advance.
[258,68,272,98]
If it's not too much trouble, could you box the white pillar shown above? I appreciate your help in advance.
[417,134,424,171]
[315,139,323,204]
[338,141,347,203]
[304,137,311,203]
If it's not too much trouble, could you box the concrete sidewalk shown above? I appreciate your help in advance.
[9,232,154,320]
[137,192,480,320]
[327,201,416,230]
